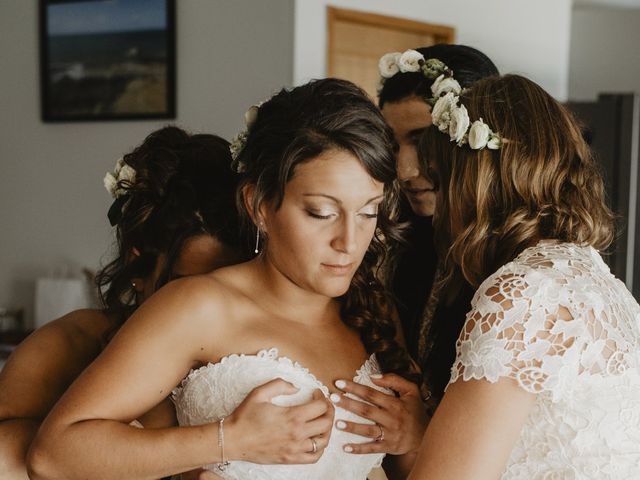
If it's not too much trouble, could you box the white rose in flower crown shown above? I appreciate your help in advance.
[397,49,424,73]
[431,92,457,133]
[468,119,491,149]
[378,52,401,78]
[431,74,462,98]
[448,104,470,144]
[487,134,502,150]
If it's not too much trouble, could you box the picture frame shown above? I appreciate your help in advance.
[39,0,176,122]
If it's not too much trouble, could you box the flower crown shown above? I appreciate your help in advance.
[103,157,136,226]
[230,103,261,173]
[378,49,502,150]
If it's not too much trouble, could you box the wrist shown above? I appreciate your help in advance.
[218,413,242,462]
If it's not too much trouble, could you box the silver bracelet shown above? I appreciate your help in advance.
[217,416,230,471]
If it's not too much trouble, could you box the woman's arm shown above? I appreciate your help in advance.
[27,278,332,480]
[0,310,107,479]
[408,377,535,479]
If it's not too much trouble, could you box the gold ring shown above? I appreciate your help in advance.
[310,438,318,453]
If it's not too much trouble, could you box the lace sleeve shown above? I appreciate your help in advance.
[449,269,587,399]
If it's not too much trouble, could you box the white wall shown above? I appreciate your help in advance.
[0,0,294,327]
[569,5,640,100]
[294,0,572,100]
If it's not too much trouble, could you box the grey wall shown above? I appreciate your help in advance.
[569,6,640,100]
[0,0,294,327]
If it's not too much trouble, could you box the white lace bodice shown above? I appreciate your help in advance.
[449,242,640,479]
[172,348,386,480]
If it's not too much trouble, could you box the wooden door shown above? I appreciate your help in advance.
[327,7,455,100]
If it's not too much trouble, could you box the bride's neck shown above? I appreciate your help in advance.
[250,256,339,325]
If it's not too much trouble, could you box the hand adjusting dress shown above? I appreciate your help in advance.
[449,242,640,479]
[172,348,387,479]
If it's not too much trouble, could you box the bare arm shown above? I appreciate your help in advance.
[0,310,106,479]
[27,278,333,480]
[408,378,535,479]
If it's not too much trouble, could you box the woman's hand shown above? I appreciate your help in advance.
[331,373,427,455]
[225,379,335,464]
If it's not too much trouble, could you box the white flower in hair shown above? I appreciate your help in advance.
[431,92,457,133]
[431,74,462,98]
[104,157,136,198]
[378,52,402,78]
[397,49,424,73]
[449,104,470,145]
[118,164,136,184]
[244,104,260,128]
[487,134,502,150]
[468,119,491,150]
[103,172,118,196]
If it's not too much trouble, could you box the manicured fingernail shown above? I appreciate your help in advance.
[344,445,353,453]
[335,379,347,389]
[336,420,347,429]
[370,374,383,379]
[330,393,341,403]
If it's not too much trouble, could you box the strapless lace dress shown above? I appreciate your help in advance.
[172,348,387,479]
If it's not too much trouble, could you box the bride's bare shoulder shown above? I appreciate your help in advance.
[137,264,256,327]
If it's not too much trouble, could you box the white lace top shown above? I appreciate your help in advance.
[172,348,386,479]
[449,242,640,479]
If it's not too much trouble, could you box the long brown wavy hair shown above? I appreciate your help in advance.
[234,78,418,383]
[420,74,616,288]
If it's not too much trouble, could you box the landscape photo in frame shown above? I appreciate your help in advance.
[40,0,176,121]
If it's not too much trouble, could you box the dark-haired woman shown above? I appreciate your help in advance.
[0,126,327,479]
[333,45,499,475]
[28,79,420,480]
[409,74,640,479]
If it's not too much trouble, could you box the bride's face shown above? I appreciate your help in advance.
[260,149,384,298]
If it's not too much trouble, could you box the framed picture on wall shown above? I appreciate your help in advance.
[39,0,176,122]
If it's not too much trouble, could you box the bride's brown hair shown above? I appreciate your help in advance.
[235,78,417,383]
[421,74,615,288]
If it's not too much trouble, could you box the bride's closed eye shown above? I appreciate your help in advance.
[306,209,337,220]
[358,208,378,219]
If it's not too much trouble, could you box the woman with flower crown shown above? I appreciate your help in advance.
[28,79,421,480]
[408,74,640,479]
[331,45,499,477]
[0,126,334,479]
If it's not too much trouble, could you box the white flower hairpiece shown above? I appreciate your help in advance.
[103,157,136,198]
[431,95,501,149]
[230,103,262,173]
[378,49,454,91]
[378,48,503,150]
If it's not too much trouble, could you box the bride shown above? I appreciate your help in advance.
[27,78,418,480]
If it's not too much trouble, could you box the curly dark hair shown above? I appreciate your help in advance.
[234,78,417,383]
[95,126,245,333]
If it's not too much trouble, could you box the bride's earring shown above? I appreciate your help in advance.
[254,225,261,254]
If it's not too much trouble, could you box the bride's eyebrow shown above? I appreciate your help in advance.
[302,193,384,206]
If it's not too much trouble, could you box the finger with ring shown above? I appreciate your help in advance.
[309,437,318,453]
[375,424,384,442]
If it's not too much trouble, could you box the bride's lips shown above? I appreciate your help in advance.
[321,263,354,275]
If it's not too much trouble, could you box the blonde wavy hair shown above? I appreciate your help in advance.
[420,74,615,288]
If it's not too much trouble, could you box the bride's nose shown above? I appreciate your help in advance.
[331,216,357,254]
